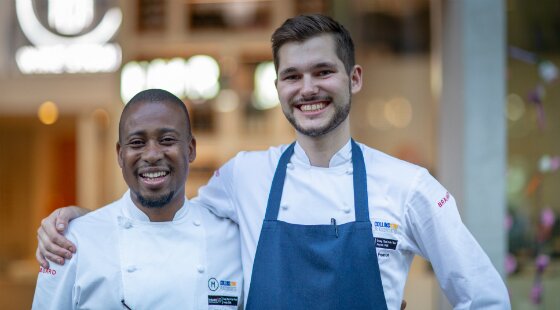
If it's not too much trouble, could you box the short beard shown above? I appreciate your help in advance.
[285,96,351,137]
[136,191,174,208]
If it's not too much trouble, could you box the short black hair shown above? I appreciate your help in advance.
[119,89,191,142]
[271,14,355,74]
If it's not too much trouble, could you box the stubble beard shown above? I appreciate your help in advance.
[135,190,175,208]
[285,96,351,137]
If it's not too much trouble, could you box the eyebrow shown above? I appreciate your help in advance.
[278,62,338,77]
[278,67,298,77]
[125,127,180,139]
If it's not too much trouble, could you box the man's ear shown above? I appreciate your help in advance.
[350,65,363,94]
[116,142,123,168]
[188,136,197,163]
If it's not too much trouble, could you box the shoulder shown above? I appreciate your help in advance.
[190,203,238,230]
[66,200,121,237]
[357,142,443,216]
[215,144,290,178]
[358,142,426,184]
[357,143,452,215]
[359,143,422,171]
[231,144,288,165]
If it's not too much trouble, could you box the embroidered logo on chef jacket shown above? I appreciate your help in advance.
[208,278,220,291]
[219,280,238,292]
[208,277,238,293]
[208,277,239,308]
[372,219,399,234]
[437,191,451,208]
[39,266,57,276]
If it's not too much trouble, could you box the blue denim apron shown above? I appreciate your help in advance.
[246,140,388,309]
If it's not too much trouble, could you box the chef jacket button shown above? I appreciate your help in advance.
[287,163,294,170]
[345,167,353,175]
[281,204,289,211]
[343,206,351,214]
[123,221,133,229]
[196,265,205,273]
[126,266,137,273]
[193,220,201,227]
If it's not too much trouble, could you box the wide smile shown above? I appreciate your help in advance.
[299,102,326,112]
[295,100,330,114]
[138,169,170,187]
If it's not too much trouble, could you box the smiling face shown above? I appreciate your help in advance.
[275,34,362,138]
[117,100,196,211]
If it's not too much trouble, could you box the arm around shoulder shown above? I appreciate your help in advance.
[194,157,239,222]
[36,206,91,268]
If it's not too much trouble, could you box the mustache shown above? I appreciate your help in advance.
[290,95,332,105]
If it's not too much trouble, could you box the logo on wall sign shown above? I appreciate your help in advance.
[15,0,122,74]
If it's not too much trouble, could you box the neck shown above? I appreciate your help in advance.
[131,193,185,222]
[296,118,351,167]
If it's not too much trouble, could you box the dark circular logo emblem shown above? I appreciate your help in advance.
[208,278,220,291]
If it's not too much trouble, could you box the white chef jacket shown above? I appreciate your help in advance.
[33,191,243,310]
[193,140,511,310]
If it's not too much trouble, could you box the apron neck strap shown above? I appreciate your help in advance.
[351,139,370,221]
[264,143,295,221]
[264,139,370,222]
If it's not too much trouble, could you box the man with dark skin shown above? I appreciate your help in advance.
[32,89,242,309]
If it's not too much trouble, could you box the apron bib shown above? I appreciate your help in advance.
[246,140,388,309]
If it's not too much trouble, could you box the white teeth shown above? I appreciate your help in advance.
[142,171,167,178]
[300,103,326,112]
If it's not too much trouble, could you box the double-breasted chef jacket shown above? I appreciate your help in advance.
[194,139,511,309]
[33,191,243,310]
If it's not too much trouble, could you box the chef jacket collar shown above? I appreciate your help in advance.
[293,139,352,168]
[122,190,191,223]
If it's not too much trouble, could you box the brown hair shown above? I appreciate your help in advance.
[271,14,355,74]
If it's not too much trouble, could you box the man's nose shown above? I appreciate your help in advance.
[142,141,164,163]
[301,75,318,97]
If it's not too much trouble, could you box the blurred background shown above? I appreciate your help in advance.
[0,0,558,309]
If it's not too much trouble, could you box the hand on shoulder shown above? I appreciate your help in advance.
[36,206,91,268]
